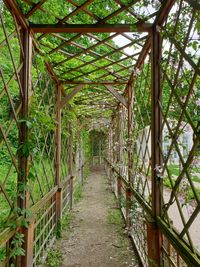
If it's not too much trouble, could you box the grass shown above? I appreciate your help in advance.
[107,209,129,253]
[193,166,200,173]
[107,209,123,226]
[163,163,200,202]
[73,183,84,203]
[164,164,200,185]
[168,164,180,176]
[0,159,56,225]
[163,177,175,189]
[46,249,63,267]
[107,208,127,247]
[192,175,200,183]
[61,211,74,231]
[187,188,200,201]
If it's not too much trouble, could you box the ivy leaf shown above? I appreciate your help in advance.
[21,218,29,228]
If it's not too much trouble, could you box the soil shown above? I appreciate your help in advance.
[55,168,139,267]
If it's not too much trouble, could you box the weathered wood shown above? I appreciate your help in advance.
[69,176,74,210]
[104,85,128,108]
[69,123,74,209]
[21,220,35,267]
[62,81,127,85]
[45,62,66,96]
[117,176,122,201]
[17,28,33,267]
[4,0,30,30]
[30,23,152,33]
[148,26,162,267]
[60,85,84,109]
[81,165,84,186]
[55,84,62,222]
[30,186,58,214]
[126,188,132,228]
[18,29,32,209]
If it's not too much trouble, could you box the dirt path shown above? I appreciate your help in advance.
[55,169,139,267]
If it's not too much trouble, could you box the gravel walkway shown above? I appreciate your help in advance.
[55,169,139,267]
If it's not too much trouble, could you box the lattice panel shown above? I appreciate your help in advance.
[33,192,57,266]
[130,197,148,266]
[29,56,56,206]
[111,104,128,178]
[160,1,200,257]
[0,5,23,228]
[62,178,71,213]
[16,0,159,25]
[131,55,152,206]
[61,136,69,180]
[162,235,188,267]
[60,112,69,180]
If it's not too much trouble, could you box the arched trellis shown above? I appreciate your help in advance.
[0,0,199,266]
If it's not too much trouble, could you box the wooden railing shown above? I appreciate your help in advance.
[104,158,200,267]
[0,163,87,267]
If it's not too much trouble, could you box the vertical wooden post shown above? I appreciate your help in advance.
[147,26,162,267]
[91,135,94,167]
[69,176,74,210]
[17,29,33,267]
[125,187,132,228]
[18,29,31,218]
[69,124,74,209]
[21,219,35,267]
[127,83,133,183]
[81,165,84,186]
[126,83,133,228]
[117,110,121,173]
[117,176,122,207]
[55,84,62,223]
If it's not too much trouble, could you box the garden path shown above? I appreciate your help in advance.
[54,168,139,267]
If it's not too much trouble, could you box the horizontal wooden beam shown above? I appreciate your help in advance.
[104,85,128,108]
[29,23,152,33]
[62,81,127,85]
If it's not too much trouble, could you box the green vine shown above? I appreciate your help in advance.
[9,232,25,264]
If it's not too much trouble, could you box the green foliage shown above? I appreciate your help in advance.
[107,207,128,247]
[55,219,62,239]
[74,184,83,203]
[0,246,6,263]
[163,177,175,189]
[61,211,74,231]
[186,188,200,202]
[107,209,122,226]
[168,165,180,177]
[46,249,63,267]
[10,232,25,260]
[55,211,74,239]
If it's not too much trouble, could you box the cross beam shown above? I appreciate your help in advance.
[62,81,127,85]
[104,85,128,108]
[60,85,84,109]
[30,23,152,33]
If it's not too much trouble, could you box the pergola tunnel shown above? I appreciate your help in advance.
[0,0,200,266]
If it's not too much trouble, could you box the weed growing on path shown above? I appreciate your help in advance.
[74,184,84,203]
[46,249,63,267]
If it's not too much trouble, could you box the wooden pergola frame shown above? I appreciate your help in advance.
[1,0,200,266]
